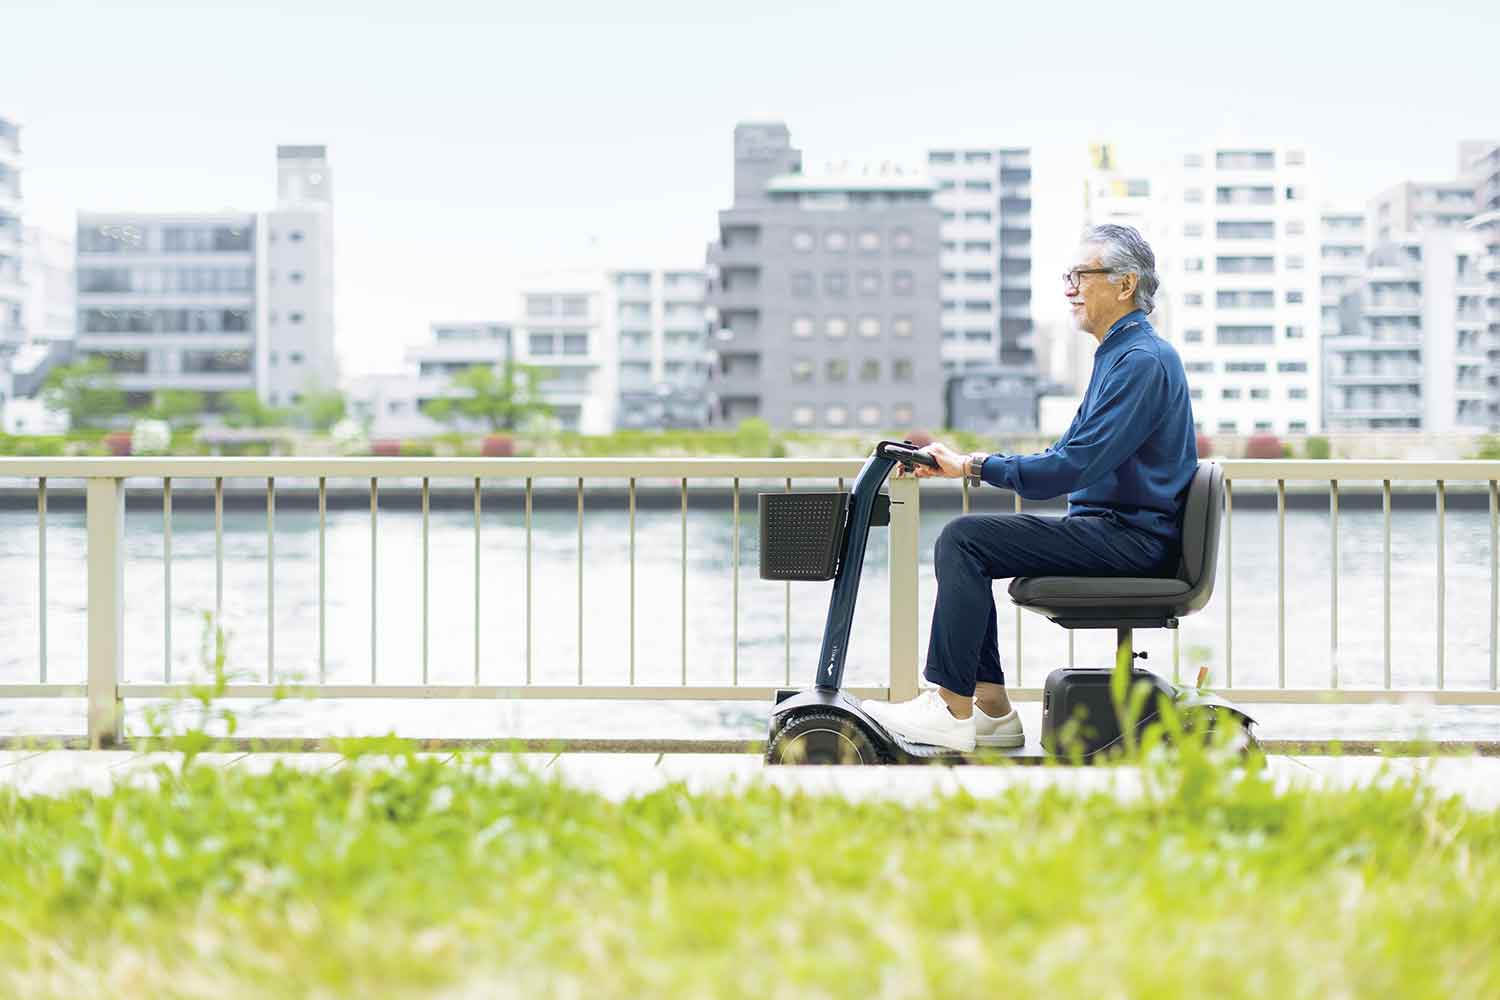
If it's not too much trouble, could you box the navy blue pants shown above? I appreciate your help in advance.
[924,513,1176,696]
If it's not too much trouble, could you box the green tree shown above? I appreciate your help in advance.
[223,390,287,429]
[421,362,551,432]
[296,388,347,432]
[148,389,205,429]
[41,357,126,429]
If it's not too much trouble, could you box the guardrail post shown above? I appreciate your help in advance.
[888,476,921,701]
[86,477,124,748]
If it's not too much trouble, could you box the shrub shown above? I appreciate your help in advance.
[482,434,515,457]
[732,418,775,457]
[370,439,401,457]
[1244,433,1283,459]
[399,440,436,458]
[103,430,132,456]
[1303,436,1331,460]
[1471,435,1500,460]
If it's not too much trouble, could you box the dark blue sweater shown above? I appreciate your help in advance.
[980,310,1197,545]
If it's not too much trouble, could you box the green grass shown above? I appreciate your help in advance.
[2,744,1498,999]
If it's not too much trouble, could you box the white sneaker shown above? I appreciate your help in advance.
[861,690,976,752]
[974,705,1024,748]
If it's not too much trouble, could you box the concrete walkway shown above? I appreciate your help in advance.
[3,749,1499,808]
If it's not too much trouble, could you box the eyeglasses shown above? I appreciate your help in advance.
[1062,267,1115,291]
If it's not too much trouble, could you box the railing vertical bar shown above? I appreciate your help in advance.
[629,477,637,685]
[681,477,688,686]
[163,478,171,683]
[1013,491,1022,685]
[1067,630,1074,670]
[962,477,970,514]
[1330,479,1339,690]
[318,477,326,683]
[1383,478,1392,690]
[38,477,47,684]
[525,477,533,684]
[785,477,791,684]
[1277,478,1285,689]
[732,477,740,687]
[421,477,430,685]
[1172,629,1179,683]
[214,477,224,626]
[473,477,481,685]
[578,477,585,685]
[1436,479,1445,690]
[370,477,378,684]
[1225,479,1233,688]
[266,476,275,684]
[1491,479,1498,692]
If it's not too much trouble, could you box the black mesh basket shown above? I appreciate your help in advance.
[759,492,849,581]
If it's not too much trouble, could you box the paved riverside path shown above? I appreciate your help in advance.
[3,750,1499,808]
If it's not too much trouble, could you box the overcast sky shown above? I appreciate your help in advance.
[5,0,1497,375]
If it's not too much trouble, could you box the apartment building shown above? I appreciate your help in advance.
[1157,146,1322,435]
[610,267,715,429]
[704,122,944,432]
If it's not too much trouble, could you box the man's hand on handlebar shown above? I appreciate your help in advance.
[896,441,967,479]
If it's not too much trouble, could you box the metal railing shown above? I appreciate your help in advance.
[1,457,1499,747]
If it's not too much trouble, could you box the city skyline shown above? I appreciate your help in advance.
[4,0,1498,377]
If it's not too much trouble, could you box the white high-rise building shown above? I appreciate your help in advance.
[0,115,22,348]
[1461,141,1500,428]
[22,226,75,346]
[609,267,714,429]
[1324,230,1488,432]
[516,272,615,434]
[1157,146,1322,435]
[263,145,337,406]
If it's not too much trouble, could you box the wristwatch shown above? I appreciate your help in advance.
[965,452,989,488]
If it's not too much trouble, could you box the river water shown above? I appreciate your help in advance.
[2,481,1498,742]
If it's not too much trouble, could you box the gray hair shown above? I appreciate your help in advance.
[1081,223,1160,314]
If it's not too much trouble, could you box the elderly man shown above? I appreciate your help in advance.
[862,224,1197,751]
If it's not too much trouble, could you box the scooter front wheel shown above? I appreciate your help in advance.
[766,710,887,766]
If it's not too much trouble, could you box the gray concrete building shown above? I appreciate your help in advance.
[704,122,944,432]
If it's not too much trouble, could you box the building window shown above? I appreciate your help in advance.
[791,272,814,297]
[824,229,848,252]
[1217,420,1238,433]
[893,403,914,424]
[1286,289,1304,304]
[1286,254,1305,270]
[269,351,279,366]
[1225,361,1267,373]
[856,271,881,295]
[892,270,914,296]
[289,351,303,364]
[826,359,848,382]
[1221,388,1242,400]
[792,405,815,427]
[1250,388,1270,400]
[1289,420,1308,432]
[289,311,304,323]
[1285,325,1305,339]
[289,230,305,242]
[1183,153,1203,168]
[964,270,993,283]
[1190,387,1203,400]
[560,296,588,317]
[1184,188,1204,204]
[1183,257,1204,272]
[892,316,913,338]
[1254,420,1273,432]
[857,404,882,426]
[858,228,881,252]
[562,334,589,355]
[1216,325,1274,345]
[1183,328,1204,343]
[792,229,815,252]
[1285,185,1305,201]
[892,359,914,382]
[963,180,992,193]
[1217,150,1275,170]
[1286,219,1306,236]
[1186,361,1214,373]
[825,315,849,339]
[526,295,554,317]
[1184,292,1204,307]
[1217,220,1275,240]
[289,270,304,283]
[824,272,849,297]
[962,241,992,254]
[964,212,993,223]
[1277,361,1308,373]
[791,358,814,382]
[1288,387,1308,400]
[857,315,880,339]
[859,359,880,382]
[792,315,814,339]
[528,333,555,355]
[825,404,848,426]
[1183,222,1204,238]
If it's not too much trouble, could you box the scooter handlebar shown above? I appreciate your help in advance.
[874,439,940,470]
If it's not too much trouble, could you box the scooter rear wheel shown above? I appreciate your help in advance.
[766,710,887,766]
